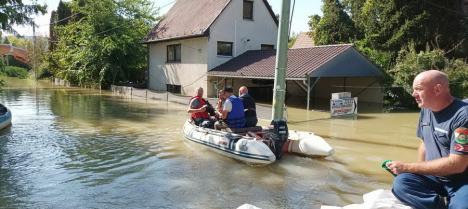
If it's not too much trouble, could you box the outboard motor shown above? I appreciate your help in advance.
[270,120,288,159]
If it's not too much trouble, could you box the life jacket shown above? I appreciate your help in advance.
[190,96,210,120]
[226,95,245,128]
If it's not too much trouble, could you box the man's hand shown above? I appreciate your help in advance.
[387,161,409,175]
[199,105,207,112]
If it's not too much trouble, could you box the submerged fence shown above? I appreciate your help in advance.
[110,85,273,119]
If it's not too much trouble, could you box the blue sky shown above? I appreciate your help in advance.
[13,0,322,36]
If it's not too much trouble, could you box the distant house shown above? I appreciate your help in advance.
[0,44,29,66]
[208,44,384,109]
[291,32,314,49]
[143,0,278,97]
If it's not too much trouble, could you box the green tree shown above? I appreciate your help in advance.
[0,0,47,33]
[2,36,9,44]
[390,45,468,107]
[309,0,356,45]
[48,0,158,88]
[360,0,467,59]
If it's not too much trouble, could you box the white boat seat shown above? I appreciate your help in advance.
[229,126,263,134]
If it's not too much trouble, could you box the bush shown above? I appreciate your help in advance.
[0,66,29,79]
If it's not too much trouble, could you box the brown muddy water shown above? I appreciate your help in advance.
[0,78,420,209]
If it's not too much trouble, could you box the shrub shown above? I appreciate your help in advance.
[0,66,29,79]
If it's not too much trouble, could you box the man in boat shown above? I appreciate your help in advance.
[388,70,468,209]
[215,87,246,129]
[239,86,257,127]
[187,87,215,128]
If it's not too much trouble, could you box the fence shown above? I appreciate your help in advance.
[110,85,273,119]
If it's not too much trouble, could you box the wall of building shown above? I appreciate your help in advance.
[148,37,209,96]
[310,77,383,110]
[207,0,278,70]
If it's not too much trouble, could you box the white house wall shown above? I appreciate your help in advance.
[148,37,209,96]
[207,0,278,70]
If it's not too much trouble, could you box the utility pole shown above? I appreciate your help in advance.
[271,0,291,120]
[32,22,37,81]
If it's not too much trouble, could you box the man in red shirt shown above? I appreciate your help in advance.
[187,87,214,128]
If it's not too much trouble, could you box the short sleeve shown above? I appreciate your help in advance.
[223,99,232,112]
[190,98,200,109]
[450,123,468,155]
[417,110,424,140]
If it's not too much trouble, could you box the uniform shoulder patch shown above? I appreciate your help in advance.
[454,127,468,152]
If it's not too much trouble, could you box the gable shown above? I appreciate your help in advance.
[311,47,383,78]
[144,0,231,43]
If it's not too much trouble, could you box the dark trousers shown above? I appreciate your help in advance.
[194,118,214,129]
[392,173,468,209]
[244,117,257,127]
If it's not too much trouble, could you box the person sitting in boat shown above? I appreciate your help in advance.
[187,87,215,128]
[215,87,246,129]
[215,89,226,119]
[239,86,257,127]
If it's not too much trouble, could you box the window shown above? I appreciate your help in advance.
[243,0,253,20]
[217,41,233,56]
[167,44,181,62]
[166,84,181,94]
[261,44,274,50]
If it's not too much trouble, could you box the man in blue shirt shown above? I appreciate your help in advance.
[215,87,245,129]
[388,70,468,209]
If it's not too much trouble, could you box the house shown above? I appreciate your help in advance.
[207,44,384,109]
[0,44,29,66]
[291,32,314,49]
[143,0,279,97]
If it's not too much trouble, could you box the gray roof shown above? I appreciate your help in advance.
[144,0,278,43]
[208,44,383,80]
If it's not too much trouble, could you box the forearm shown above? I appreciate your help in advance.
[187,108,201,113]
[405,155,467,176]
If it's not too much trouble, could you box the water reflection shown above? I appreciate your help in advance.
[0,78,421,208]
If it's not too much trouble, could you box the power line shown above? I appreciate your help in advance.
[40,13,81,27]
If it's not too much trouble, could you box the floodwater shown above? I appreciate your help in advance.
[0,78,421,209]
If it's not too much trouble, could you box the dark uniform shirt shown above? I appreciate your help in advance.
[417,99,468,181]
[239,94,256,118]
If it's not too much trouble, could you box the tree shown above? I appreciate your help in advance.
[310,0,356,45]
[2,37,9,44]
[360,0,467,59]
[0,0,47,34]
[48,0,158,88]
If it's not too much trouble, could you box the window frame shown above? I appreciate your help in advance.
[166,44,181,63]
[217,41,233,57]
[261,44,274,50]
[166,84,181,94]
[243,0,254,20]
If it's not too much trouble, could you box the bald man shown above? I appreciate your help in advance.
[388,70,468,209]
[239,86,257,127]
[187,87,214,128]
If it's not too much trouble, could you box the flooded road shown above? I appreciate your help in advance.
[0,78,420,208]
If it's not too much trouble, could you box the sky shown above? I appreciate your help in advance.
[12,0,323,37]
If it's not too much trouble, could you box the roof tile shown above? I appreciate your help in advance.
[208,44,354,79]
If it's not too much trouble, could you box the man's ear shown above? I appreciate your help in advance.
[433,84,442,96]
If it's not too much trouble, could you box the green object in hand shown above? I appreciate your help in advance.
[381,160,396,177]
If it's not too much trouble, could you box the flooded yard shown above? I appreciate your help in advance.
[0,78,420,208]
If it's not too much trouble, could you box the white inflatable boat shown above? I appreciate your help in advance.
[183,120,334,165]
[0,104,11,130]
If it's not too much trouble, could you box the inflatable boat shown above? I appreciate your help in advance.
[0,104,11,130]
[183,120,334,165]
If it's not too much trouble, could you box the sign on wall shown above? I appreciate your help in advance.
[330,92,358,117]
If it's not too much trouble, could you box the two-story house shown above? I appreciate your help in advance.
[143,0,278,97]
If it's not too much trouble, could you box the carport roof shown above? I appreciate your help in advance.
[208,44,383,80]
